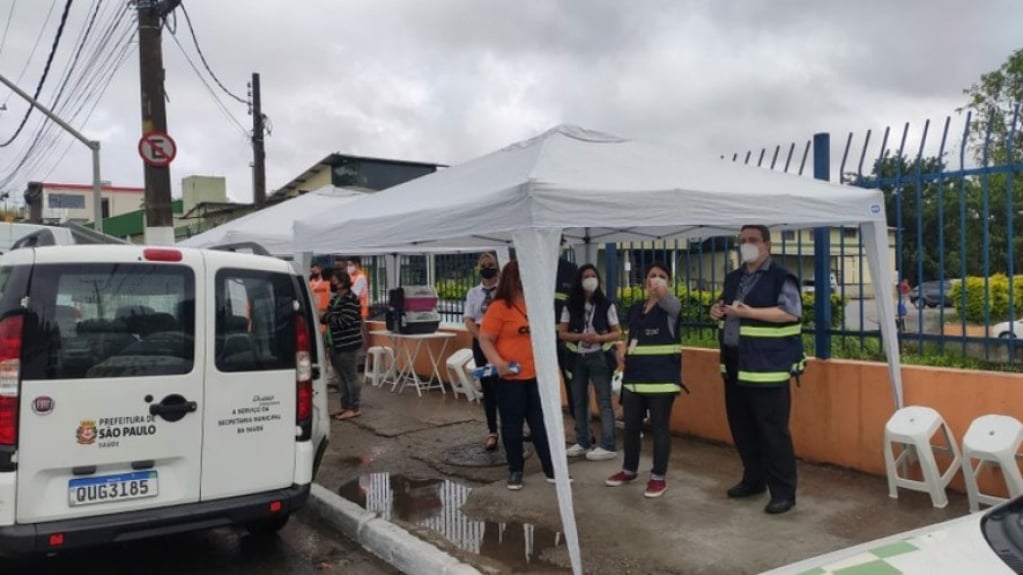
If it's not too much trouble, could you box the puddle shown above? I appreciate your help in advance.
[339,473,567,573]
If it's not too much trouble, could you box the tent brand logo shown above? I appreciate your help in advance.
[869,203,882,215]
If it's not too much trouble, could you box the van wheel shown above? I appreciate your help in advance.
[246,514,290,536]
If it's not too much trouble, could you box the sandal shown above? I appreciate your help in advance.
[485,433,498,451]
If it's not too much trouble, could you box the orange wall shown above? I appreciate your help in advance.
[676,349,1023,492]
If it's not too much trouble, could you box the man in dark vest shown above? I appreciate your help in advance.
[555,247,579,418]
[709,225,805,515]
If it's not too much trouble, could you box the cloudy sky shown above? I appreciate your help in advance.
[0,0,1019,204]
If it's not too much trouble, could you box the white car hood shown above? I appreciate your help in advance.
[762,512,1012,574]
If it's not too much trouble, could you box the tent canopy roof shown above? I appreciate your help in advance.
[294,125,887,252]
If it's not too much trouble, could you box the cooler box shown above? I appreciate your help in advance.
[399,310,441,334]
[402,285,439,312]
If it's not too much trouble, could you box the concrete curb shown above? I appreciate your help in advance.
[307,483,483,575]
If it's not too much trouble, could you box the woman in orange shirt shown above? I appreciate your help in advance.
[479,259,556,491]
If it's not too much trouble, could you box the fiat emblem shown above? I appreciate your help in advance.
[32,396,54,415]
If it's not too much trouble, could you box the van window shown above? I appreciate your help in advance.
[215,269,298,373]
[21,263,195,380]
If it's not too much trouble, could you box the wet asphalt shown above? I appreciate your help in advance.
[2,510,398,575]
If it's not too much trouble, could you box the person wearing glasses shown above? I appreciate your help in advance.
[559,264,621,461]
[606,263,683,498]
[478,260,558,490]
[463,252,502,451]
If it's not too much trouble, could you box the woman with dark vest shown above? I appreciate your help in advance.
[558,264,620,461]
[605,263,683,498]
[710,224,803,515]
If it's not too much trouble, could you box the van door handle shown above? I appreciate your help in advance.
[149,394,198,423]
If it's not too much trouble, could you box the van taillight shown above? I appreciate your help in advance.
[143,248,183,262]
[0,315,23,446]
[295,313,312,437]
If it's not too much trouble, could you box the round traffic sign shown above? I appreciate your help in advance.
[138,131,177,168]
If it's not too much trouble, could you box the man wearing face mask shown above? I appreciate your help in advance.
[710,225,804,515]
[322,271,366,420]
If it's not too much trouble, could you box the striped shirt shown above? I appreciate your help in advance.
[323,291,363,352]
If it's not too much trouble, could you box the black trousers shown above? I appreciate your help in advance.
[471,338,499,434]
[622,389,676,477]
[492,378,554,477]
[722,346,797,501]
[557,343,575,420]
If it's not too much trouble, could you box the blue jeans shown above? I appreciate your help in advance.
[570,352,616,451]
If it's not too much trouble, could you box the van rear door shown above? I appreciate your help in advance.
[199,253,298,500]
[15,248,203,523]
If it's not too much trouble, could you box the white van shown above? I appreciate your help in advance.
[0,243,330,554]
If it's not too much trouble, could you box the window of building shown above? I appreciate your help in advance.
[330,158,436,190]
[842,228,858,240]
[47,193,86,209]
[101,198,110,219]
[781,230,796,241]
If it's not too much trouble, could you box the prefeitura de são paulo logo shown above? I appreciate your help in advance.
[76,420,97,445]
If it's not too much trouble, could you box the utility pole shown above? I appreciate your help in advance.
[137,0,180,246]
[250,73,266,207]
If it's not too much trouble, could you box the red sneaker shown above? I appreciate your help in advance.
[605,471,638,487]
[644,478,667,498]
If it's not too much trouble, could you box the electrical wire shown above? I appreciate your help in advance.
[0,5,133,189]
[1,0,57,107]
[169,29,249,137]
[178,2,248,105]
[0,0,18,58]
[0,0,75,147]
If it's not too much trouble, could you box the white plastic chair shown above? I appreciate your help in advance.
[962,414,1023,512]
[444,348,479,402]
[883,405,962,508]
[363,345,395,388]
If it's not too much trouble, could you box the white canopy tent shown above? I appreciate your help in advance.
[294,125,902,575]
[177,186,369,255]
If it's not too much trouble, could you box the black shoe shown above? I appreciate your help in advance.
[726,482,767,499]
[765,498,795,514]
[507,472,524,491]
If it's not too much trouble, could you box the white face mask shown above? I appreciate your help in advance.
[649,277,668,290]
[346,265,357,275]
[740,243,760,264]
[581,277,599,293]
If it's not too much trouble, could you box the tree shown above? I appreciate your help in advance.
[961,48,1023,165]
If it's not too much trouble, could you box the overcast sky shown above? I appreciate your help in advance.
[0,0,1019,203]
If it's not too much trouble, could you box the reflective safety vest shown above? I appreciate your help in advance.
[564,298,616,355]
[622,302,682,395]
[554,257,577,325]
[718,263,805,387]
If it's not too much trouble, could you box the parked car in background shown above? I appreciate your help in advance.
[992,318,1023,339]
[800,272,838,295]
[908,280,956,309]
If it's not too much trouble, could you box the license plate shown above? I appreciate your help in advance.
[68,471,158,507]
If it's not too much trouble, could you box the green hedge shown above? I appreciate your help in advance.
[617,286,845,328]
[949,274,1023,324]
[435,279,471,302]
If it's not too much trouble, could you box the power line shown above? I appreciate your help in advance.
[0,0,18,58]
[169,29,249,137]
[0,6,133,189]
[178,2,248,105]
[0,0,75,148]
[1,0,57,107]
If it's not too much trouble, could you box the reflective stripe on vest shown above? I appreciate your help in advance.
[739,324,801,338]
[624,382,682,394]
[554,292,568,301]
[566,341,615,353]
[628,344,682,356]
[737,370,793,384]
